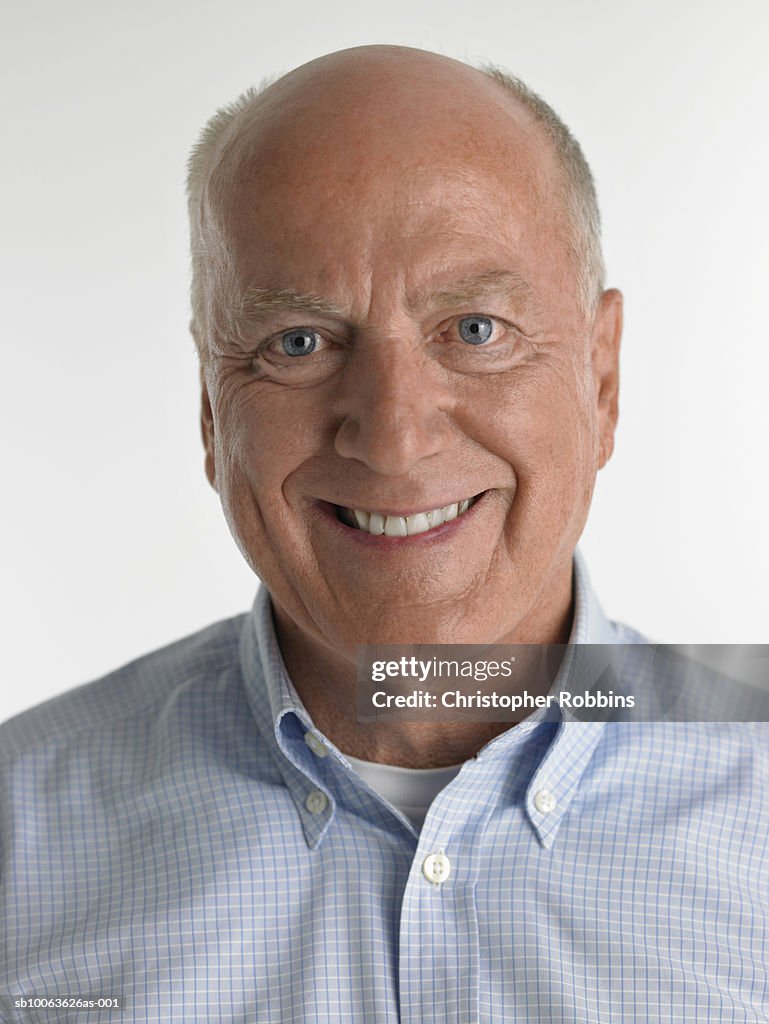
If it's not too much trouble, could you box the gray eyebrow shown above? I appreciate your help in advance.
[235,287,346,324]
[406,270,533,315]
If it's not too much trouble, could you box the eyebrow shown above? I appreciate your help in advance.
[406,270,532,315]
[235,287,346,325]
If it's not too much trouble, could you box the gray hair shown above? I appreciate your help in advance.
[187,63,605,356]
[479,66,605,317]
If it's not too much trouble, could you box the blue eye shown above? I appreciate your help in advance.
[281,329,319,356]
[458,316,493,345]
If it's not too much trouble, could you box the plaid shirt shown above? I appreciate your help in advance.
[1,552,767,1022]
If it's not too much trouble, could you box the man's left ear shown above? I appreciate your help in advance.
[590,288,623,469]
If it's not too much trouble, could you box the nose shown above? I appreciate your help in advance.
[332,335,455,476]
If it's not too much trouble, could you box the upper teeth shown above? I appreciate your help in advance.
[341,498,474,536]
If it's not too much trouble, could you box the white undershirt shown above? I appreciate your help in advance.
[344,753,464,829]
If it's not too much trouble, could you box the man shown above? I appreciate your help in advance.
[1,45,766,1023]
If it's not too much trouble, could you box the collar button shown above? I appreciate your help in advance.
[304,731,329,758]
[533,789,557,814]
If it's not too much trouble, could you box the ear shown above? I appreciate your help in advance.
[590,288,623,469]
[199,364,218,491]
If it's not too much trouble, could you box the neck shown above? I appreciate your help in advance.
[272,568,574,768]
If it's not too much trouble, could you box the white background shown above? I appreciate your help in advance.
[2,0,767,723]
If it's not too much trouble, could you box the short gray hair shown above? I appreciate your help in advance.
[479,66,605,317]
[187,80,272,358]
[187,63,605,356]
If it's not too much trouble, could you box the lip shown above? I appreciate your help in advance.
[316,490,488,545]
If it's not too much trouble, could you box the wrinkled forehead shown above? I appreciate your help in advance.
[201,50,566,255]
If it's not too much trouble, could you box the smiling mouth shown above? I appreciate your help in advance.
[335,493,483,537]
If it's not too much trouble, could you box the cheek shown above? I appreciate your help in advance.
[466,363,595,462]
[210,387,278,542]
[215,383,309,491]
[209,388,310,582]
[459,365,599,521]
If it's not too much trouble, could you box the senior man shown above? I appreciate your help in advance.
[1,45,767,1023]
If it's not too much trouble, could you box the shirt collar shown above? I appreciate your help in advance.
[571,546,617,646]
[239,588,337,848]
[469,549,618,847]
[240,547,620,849]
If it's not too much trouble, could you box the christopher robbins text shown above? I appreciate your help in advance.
[370,690,635,710]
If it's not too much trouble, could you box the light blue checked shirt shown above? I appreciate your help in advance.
[1,553,767,1022]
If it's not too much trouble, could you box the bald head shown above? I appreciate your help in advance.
[187,45,604,355]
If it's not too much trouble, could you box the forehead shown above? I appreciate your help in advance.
[203,53,570,305]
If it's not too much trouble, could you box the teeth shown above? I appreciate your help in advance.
[406,512,431,536]
[368,512,385,535]
[384,516,408,537]
[339,496,478,536]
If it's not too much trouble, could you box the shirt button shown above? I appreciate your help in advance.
[304,732,329,758]
[422,852,451,885]
[305,789,328,815]
[534,789,557,814]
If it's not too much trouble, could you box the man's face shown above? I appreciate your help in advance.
[199,50,621,658]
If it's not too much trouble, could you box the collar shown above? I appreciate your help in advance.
[464,548,618,847]
[240,547,621,849]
